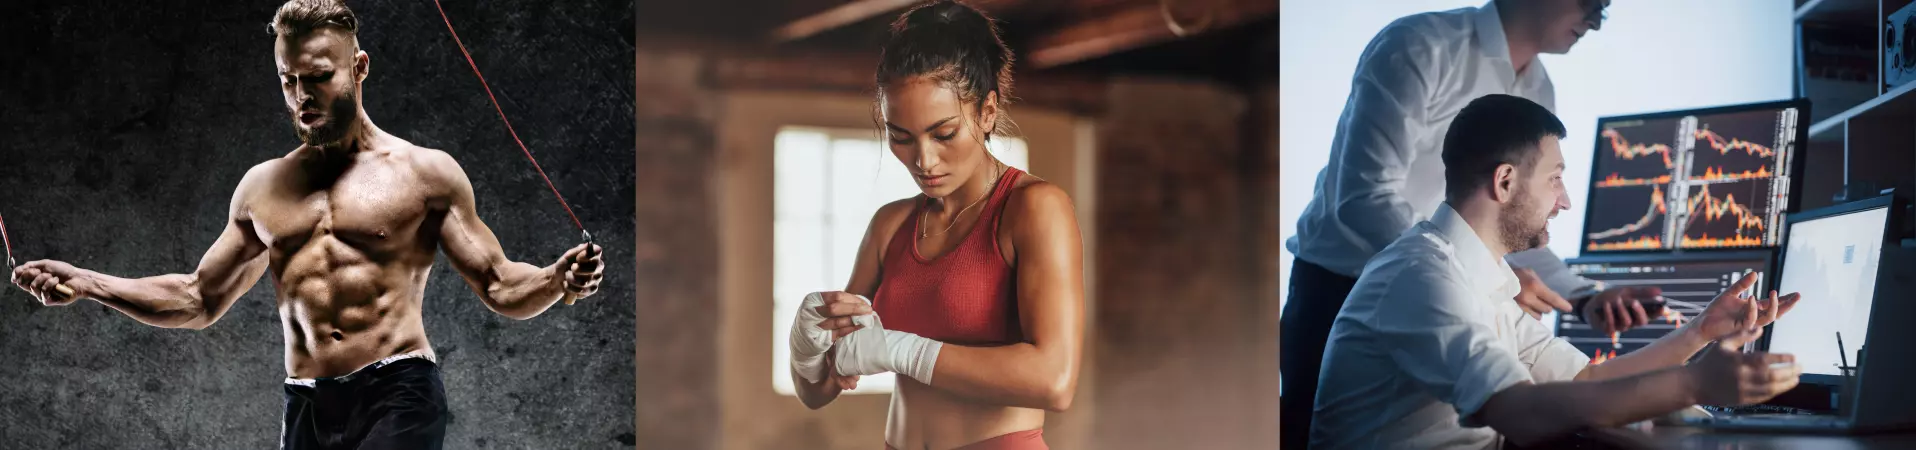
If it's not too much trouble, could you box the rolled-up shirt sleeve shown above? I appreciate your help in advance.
[1512,305,1592,383]
[1368,261,1533,427]
[1334,24,1441,255]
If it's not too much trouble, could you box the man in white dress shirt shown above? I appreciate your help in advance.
[1279,1,1671,445]
[1309,94,1804,449]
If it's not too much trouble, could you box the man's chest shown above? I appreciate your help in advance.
[250,163,437,253]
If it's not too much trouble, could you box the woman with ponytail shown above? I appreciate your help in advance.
[784,1,1085,449]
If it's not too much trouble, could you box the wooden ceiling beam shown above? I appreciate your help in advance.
[770,0,918,42]
[1025,0,1274,69]
[702,46,1109,113]
[768,0,1026,43]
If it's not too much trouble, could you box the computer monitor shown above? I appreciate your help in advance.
[1558,251,1773,361]
[1581,100,1809,253]
[1766,195,1894,381]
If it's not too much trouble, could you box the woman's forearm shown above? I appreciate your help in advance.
[926,342,1077,411]
[792,366,845,410]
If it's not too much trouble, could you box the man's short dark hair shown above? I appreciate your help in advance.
[1441,94,1567,201]
[268,0,359,39]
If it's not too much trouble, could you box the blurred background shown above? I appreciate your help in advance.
[633,0,1277,448]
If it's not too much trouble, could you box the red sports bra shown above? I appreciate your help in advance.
[871,168,1026,346]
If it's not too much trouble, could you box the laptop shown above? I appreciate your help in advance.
[1684,195,1914,433]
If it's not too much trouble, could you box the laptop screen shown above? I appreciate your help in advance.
[1768,203,1890,376]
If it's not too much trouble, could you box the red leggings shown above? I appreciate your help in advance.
[885,429,1045,450]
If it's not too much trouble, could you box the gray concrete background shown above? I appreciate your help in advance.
[0,0,636,448]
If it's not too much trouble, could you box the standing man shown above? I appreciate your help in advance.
[1280,1,1661,447]
[9,1,605,448]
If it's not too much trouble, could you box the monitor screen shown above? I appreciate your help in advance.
[1560,254,1771,362]
[1583,103,1802,252]
[1768,205,1890,377]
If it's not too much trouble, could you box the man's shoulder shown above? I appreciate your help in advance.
[1372,6,1476,49]
[236,156,292,192]
[1366,224,1457,272]
[406,145,458,169]
[385,143,463,181]
[1353,227,1471,296]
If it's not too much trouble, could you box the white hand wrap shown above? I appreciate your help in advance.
[789,292,880,383]
[833,311,943,385]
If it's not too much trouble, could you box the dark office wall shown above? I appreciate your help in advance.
[0,1,636,448]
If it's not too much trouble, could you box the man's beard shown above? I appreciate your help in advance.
[1499,193,1549,252]
[294,88,358,148]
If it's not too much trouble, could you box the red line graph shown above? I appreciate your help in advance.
[1694,129,1776,158]
[1589,236,1665,251]
[1589,348,1618,364]
[1682,234,1766,248]
[1695,165,1773,182]
[1587,185,1666,251]
[1603,129,1673,168]
[1594,173,1672,187]
[1678,185,1766,248]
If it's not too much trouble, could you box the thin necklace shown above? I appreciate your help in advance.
[921,162,1008,239]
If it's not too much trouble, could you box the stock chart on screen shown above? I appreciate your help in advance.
[1583,103,1802,253]
[1558,253,1771,361]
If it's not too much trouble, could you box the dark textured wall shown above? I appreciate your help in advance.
[0,1,636,448]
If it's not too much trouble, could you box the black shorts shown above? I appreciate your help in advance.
[282,357,450,450]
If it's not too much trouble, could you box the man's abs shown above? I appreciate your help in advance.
[275,234,435,379]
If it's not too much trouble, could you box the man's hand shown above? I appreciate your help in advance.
[10,260,91,306]
[1687,272,1798,343]
[1513,268,1573,319]
[1580,286,1664,334]
[553,243,604,302]
[1687,281,1799,406]
[1686,327,1800,406]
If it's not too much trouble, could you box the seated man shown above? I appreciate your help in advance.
[1309,94,1804,449]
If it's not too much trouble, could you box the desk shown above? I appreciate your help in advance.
[1530,426,1916,449]
[1644,425,1916,449]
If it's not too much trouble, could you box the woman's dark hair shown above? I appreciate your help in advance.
[875,0,1017,139]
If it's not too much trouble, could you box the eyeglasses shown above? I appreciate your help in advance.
[1583,0,1609,31]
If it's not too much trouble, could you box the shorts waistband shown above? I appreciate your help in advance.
[284,352,436,388]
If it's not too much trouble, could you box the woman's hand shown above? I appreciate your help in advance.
[815,291,873,339]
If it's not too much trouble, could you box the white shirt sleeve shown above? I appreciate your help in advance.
[1511,305,1591,383]
[1367,260,1532,428]
[1332,24,1443,254]
[1506,248,1602,299]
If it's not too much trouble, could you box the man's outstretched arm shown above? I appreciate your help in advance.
[426,150,601,320]
[1476,328,1799,446]
[11,165,271,330]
